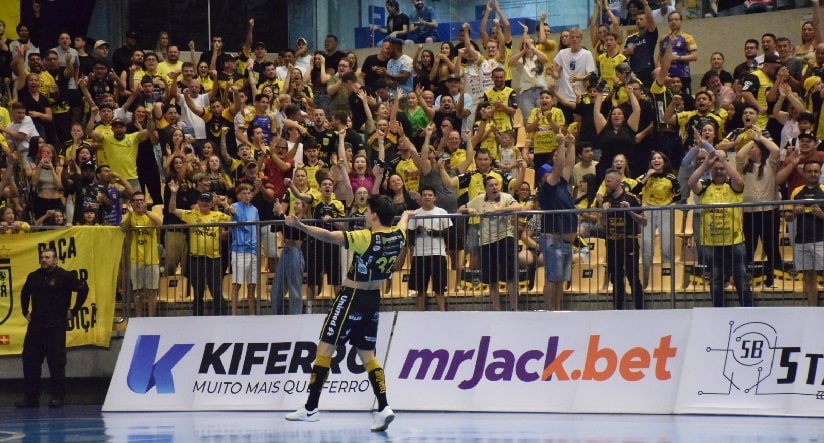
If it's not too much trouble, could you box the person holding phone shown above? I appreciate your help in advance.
[29,141,63,220]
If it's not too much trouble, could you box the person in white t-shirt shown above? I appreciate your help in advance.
[408,185,452,311]
[551,28,596,109]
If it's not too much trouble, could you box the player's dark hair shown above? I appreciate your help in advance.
[367,194,396,226]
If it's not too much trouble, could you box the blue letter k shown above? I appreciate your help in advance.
[127,335,194,394]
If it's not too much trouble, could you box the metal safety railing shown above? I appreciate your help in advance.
[113,199,823,319]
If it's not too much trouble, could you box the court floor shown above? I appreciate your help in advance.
[1,406,822,442]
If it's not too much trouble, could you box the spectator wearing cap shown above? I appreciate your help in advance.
[233,152,280,272]
[167,179,232,316]
[778,129,824,268]
[780,111,816,156]
[93,40,111,66]
[87,107,154,192]
[739,52,781,131]
[215,55,244,104]
[250,41,268,79]
[778,130,824,200]
[68,160,108,225]
[537,132,577,311]
[79,58,121,106]
[434,73,472,129]
[294,38,312,75]
[788,158,824,307]
[113,31,140,77]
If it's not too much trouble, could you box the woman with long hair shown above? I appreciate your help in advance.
[508,28,549,120]
[61,124,92,220]
[348,154,380,196]
[588,0,621,56]
[430,42,457,95]
[593,90,640,181]
[287,67,314,113]
[795,0,821,60]
[413,47,435,92]
[307,52,331,116]
[471,102,498,155]
[270,198,308,315]
[34,208,68,227]
[62,122,92,163]
[29,142,63,221]
[596,153,639,204]
[163,128,198,177]
[403,89,430,147]
[348,185,371,231]
[575,173,601,238]
[204,155,233,196]
[154,31,170,61]
[346,51,358,72]
[130,105,162,204]
[0,206,30,234]
[384,173,419,215]
[634,151,680,287]
[736,129,781,288]
[284,167,317,216]
[78,205,101,226]
[196,61,214,93]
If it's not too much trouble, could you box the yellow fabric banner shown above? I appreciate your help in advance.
[0,226,124,355]
[0,2,21,40]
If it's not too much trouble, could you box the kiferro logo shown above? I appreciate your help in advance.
[127,335,194,394]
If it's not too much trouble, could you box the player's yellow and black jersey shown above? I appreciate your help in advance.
[344,227,407,282]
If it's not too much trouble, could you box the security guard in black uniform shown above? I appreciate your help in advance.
[16,248,89,408]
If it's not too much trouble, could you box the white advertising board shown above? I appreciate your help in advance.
[675,307,824,417]
[385,310,691,413]
[103,314,393,411]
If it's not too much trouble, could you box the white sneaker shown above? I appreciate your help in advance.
[370,406,395,432]
[285,406,319,422]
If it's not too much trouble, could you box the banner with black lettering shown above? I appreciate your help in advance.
[103,315,393,411]
[0,226,123,355]
[675,307,824,417]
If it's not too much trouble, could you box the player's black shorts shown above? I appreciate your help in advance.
[409,255,448,294]
[319,287,381,350]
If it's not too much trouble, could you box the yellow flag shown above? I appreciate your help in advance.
[0,226,124,355]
